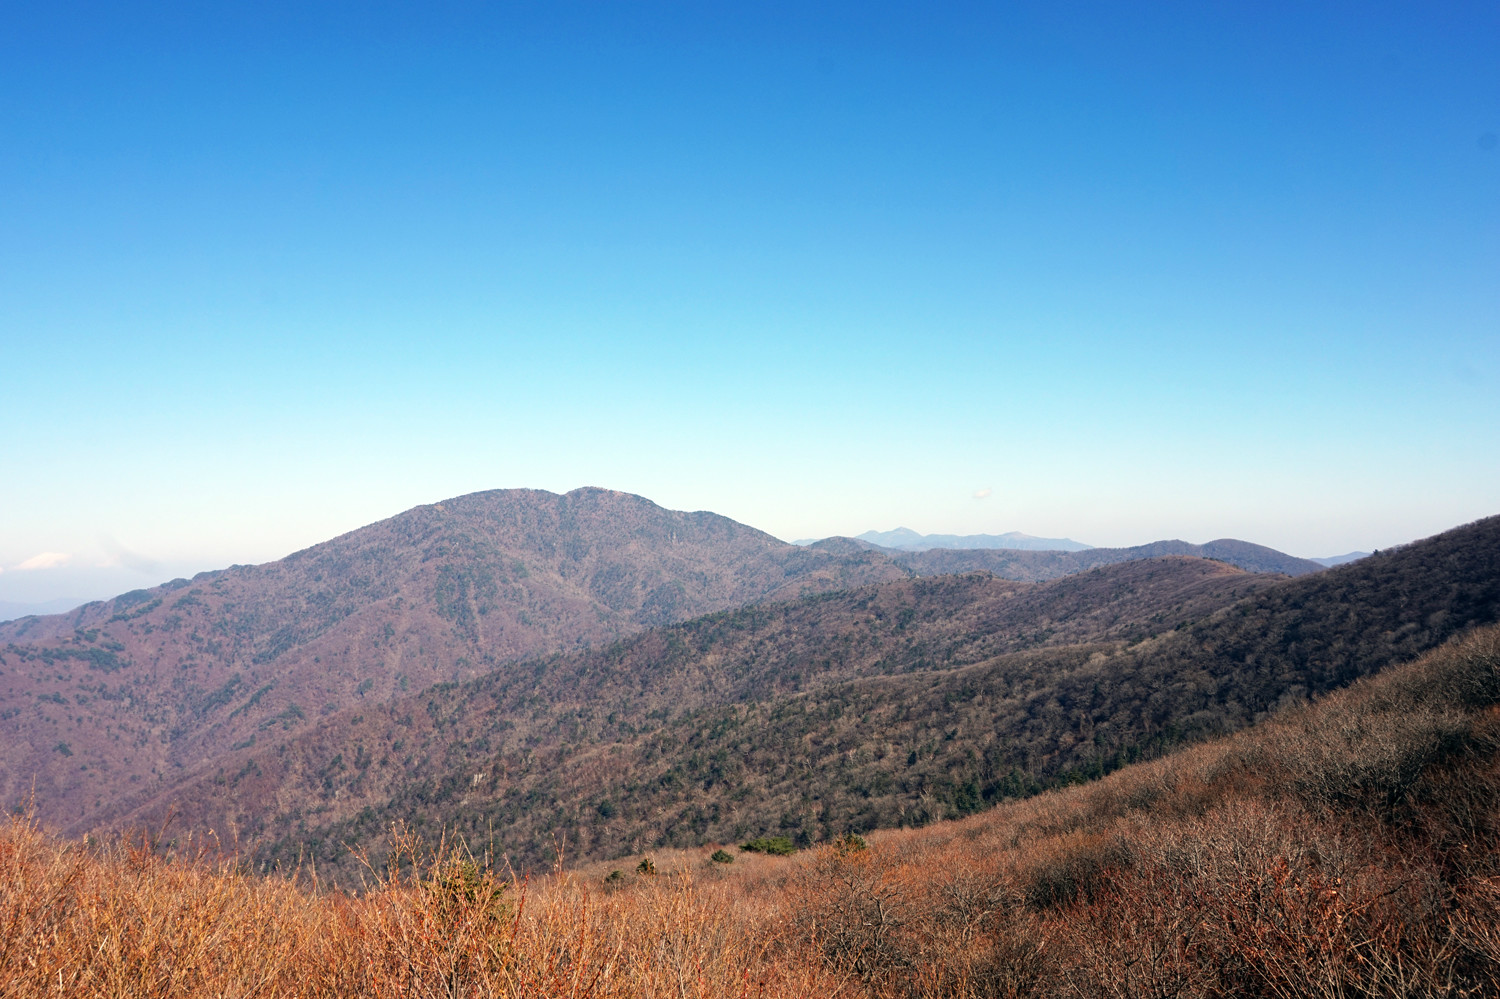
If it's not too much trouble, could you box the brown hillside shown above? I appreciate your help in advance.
[106,557,1280,867]
[124,514,1500,875]
[0,488,905,828]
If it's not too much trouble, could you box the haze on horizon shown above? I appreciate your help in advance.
[3,2,1496,606]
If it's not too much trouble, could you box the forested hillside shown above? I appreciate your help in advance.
[103,515,1500,874]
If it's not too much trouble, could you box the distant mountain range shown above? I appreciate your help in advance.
[0,598,86,623]
[848,528,1093,552]
[799,529,1364,568]
[809,535,1327,580]
[1312,551,1372,568]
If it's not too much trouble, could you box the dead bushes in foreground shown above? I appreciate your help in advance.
[0,814,843,999]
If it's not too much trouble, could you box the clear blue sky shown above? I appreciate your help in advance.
[3,1,1497,604]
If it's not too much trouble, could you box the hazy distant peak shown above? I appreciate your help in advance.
[0,597,87,624]
[864,527,926,546]
[1311,551,1372,568]
[852,528,1093,552]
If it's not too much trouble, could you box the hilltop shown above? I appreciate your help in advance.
[801,531,1323,578]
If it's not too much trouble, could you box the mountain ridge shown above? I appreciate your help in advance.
[811,535,1325,580]
[0,487,907,828]
[848,528,1093,552]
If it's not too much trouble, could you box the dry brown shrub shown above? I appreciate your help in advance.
[1018,828,1134,911]
[0,811,846,999]
[790,841,912,983]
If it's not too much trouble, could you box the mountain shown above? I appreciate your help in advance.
[0,487,906,828]
[108,514,1500,874]
[868,536,1326,580]
[849,528,1093,552]
[9,488,1494,876]
[1312,551,1371,567]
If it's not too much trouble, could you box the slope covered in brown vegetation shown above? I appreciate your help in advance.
[0,488,904,829]
[107,557,1268,861]
[5,623,1498,998]
[111,515,1500,876]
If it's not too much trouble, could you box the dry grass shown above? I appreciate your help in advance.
[0,815,846,998]
[5,627,1499,997]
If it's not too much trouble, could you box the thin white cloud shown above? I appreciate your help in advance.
[973,488,993,500]
[97,536,163,575]
[16,552,71,571]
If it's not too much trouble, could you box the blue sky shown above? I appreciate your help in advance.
[3,1,1497,604]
